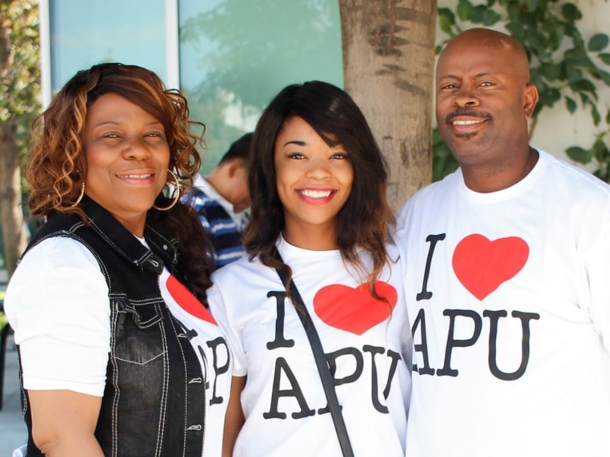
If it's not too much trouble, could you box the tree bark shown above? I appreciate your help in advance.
[339,0,436,210]
[0,119,26,278]
[0,4,27,278]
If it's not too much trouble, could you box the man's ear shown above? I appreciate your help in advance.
[523,83,539,120]
[226,160,241,179]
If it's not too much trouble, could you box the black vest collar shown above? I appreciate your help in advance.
[79,195,178,274]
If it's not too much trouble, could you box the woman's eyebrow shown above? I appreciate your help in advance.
[283,139,306,147]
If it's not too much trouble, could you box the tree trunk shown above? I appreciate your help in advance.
[0,5,26,278]
[0,118,26,278]
[339,0,436,210]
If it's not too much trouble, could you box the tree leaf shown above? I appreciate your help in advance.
[561,3,582,24]
[588,33,609,52]
[598,53,610,66]
[520,10,537,29]
[570,28,586,49]
[468,5,486,23]
[506,1,520,21]
[591,104,601,125]
[539,62,561,81]
[482,8,501,25]
[544,22,566,51]
[572,78,597,95]
[524,0,539,13]
[579,92,591,106]
[537,88,560,108]
[566,146,592,164]
[564,48,592,67]
[565,96,577,113]
[566,65,583,84]
[438,8,456,34]
[592,138,609,158]
[432,128,459,182]
[526,30,546,55]
[595,69,610,86]
[505,21,525,41]
[457,0,473,21]
[550,87,561,102]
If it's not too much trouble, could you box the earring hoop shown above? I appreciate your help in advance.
[71,182,86,208]
[153,169,181,211]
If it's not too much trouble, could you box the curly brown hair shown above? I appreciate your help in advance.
[26,62,202,215]
[24,62,213,300]
[245,81,395,293]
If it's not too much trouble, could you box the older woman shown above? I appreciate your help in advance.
[5,63,231,457]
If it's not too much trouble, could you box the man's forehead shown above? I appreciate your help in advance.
[436,53,506,78]
[436,44,525,79]
[443,29,520,52]
[437,30,529,77]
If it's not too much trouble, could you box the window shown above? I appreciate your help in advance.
[41,0,342,170]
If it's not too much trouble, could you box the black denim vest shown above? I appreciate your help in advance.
[20,196,206,457]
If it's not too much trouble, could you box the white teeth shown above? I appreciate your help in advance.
[301,189,332,198]
[453,119,484,125]
[119,174,152,179]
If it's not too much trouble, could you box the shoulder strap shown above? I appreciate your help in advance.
[272,249,354,457]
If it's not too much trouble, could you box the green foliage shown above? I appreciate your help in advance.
[566,107,610,182]
[434,0,610,182]
[0,0,41,126]
[0,301,8,329]
[0,0,40,166]
[0,0,41,269]
[432,128,459,182]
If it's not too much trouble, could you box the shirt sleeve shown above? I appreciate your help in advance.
[5,237,111,396]
[586,205,610,355]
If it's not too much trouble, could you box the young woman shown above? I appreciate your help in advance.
[207,81,412,457]
[5,63,231,457]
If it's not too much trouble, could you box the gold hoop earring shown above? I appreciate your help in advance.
[71,182,86,208]
[153,170,181,211]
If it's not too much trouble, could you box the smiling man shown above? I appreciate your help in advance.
[395,28,610,456]
[435,29,538,192]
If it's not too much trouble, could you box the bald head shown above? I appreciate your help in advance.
[434,27,540,192]
[438,28,531,85]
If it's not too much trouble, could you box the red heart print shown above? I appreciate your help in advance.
[313,282,397,335]
[452,234,529,301]
[166,274,217,325]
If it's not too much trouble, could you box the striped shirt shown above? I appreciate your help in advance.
[184,176,248,269]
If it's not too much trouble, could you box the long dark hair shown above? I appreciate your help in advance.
[25,62,213,300]
[245,81,394,290]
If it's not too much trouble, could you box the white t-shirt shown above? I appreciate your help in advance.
[207,236,412,457]
[395,150,610,457]
[5,236,231,457]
